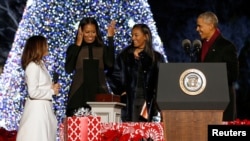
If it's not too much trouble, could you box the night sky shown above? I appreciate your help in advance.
[148,0,250,62]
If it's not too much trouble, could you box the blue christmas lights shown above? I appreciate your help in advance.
[0,0,167,140]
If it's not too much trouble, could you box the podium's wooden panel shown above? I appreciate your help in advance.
[162,110,223,141]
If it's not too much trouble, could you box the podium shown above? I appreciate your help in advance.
[87,102,126,123]
[156,63,229,141]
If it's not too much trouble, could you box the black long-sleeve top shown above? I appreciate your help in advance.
[65,37,114,116]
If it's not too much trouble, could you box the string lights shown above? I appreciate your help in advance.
[0,1,167,139]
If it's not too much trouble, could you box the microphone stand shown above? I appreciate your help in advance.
[184,40,201,62]
[52,71,59,116]
[190,49,199,62]
[184,47,198,62]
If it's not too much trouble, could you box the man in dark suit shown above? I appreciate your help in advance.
[196,11,239,121]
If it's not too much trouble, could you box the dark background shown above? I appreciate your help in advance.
[148,0,250,62]
[1,0,250,119]
[0,0,26,66]
[147,0,250,119]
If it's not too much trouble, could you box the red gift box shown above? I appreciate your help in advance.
[100,122,165,141]
[62,116,101,141]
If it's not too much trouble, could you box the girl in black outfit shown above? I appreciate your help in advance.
[106,24,165,122]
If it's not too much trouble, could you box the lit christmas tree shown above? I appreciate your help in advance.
[0,0,167,137]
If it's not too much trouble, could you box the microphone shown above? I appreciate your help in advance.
[182,39,191,53]
[192,39,202,53]
[52,71,59,84]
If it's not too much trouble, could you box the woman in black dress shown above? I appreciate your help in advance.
[65,18,115,116]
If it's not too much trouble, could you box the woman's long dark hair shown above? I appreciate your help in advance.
[21,35,47,70]
[77,17,104,47]
[132,24,156,62]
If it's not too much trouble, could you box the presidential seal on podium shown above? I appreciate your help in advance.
[179,68,206,96]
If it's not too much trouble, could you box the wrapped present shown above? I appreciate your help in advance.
[59,123,65,141]
[63,116,101,141]
[100,122,165,141]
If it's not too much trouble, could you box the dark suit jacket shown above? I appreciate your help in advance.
[198,34,239,121]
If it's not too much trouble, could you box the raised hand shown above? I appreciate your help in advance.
[76,27,83,46]
[107,20,116,37]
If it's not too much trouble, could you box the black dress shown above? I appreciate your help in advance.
[65,38,114,116]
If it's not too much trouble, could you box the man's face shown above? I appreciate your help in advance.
[196,17,213,40]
